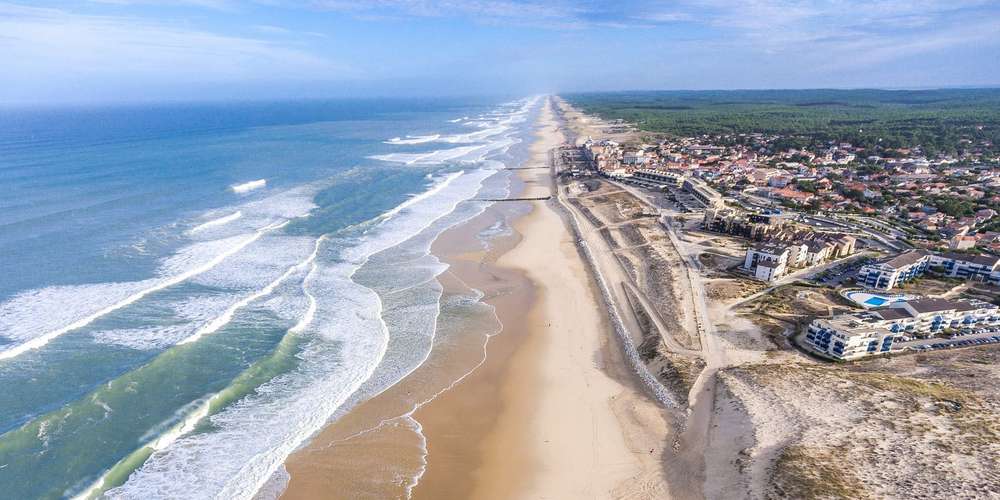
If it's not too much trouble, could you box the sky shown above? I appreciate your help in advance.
[1,0,999,102]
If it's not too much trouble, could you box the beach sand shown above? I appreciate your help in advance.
[280,98,668,499]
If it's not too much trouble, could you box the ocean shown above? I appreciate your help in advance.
[0,95,539,498]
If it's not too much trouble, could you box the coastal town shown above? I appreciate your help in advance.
[566,106,1000,361]
[551,96,1000,499]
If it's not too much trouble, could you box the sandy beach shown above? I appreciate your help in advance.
[280,98,669,499]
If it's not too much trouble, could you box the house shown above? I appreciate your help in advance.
[770,187,815,204]
[803,240,834,266]
[785,242,809,268]
[623,150,648,165]
[831,236,857,258]
[950,235,977,250]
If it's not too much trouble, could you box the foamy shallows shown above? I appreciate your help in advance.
[0,95,539,499]
[104,167,500,499]
[231,179,266,193]
[0,187,317,361]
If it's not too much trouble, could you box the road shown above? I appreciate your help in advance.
[611,179,734,498]
[727,251,873,309]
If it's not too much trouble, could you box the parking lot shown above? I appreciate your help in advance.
[898,328,1000,353]
[810,256,873,287]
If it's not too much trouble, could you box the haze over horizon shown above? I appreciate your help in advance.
[2,0,999,103]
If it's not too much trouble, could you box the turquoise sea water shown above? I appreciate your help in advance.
[0,96,537,498]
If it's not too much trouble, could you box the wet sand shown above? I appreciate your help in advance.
[281,98,668,499]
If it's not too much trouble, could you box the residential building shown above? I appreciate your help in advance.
[858,250,1000,290]
[630,169,685,189]
[683,178,724,208]
[805,298,1000,360]
[744,244,790,282]
[928,252,1000,282]
[856,250,931,290]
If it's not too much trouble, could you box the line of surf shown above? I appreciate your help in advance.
[290,236,325,333]
[0,220,288,362]
[379,171,465,222]
[385,135,440,145]
[190,211,243,233]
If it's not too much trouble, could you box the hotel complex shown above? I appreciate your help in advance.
[857,250,1000,290]
[805,297,1000,360]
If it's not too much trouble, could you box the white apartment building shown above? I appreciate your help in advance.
[858,250,1000,290]
[744,244,790,282]
[805,297,1000,360]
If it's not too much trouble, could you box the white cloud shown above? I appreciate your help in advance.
[0,2,350,94]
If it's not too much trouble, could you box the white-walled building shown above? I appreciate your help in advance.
[858,250,1000,290]
[744,244,790,282]
[805,298,1000,360]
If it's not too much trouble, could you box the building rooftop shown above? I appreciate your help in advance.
[901,297,996,314]
[879,250,930,269]
[751,243,789,255]
[940,252,1000,268]
[904,298,960,313]
[871,308,913,320]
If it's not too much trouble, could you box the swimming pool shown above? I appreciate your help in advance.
[865,296,889,306]
[844,290,911,309]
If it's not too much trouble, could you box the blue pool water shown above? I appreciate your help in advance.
[865,297,889,306]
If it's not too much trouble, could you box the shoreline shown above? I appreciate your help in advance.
[280,97,669,499]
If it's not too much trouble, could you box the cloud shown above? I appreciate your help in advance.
[642,11,690,23]
[253,24,291,34]
[0,1,351,97]
[295,0,608,29]
[87,0,237,10]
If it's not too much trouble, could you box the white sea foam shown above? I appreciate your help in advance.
[0,223,284,361]
[439,125,508,144]
[289,237,325,333]
[92,325,194,351]
[369,144,483,165]
[0,187,318,361]
[106,167,499,500]
[379,170,464,222]
[231,179,266,193]
[89,97,536,499]
[0,282,153,348]
[190,211,242,233]
[384,134,440,145]
[177,235,321,346]
[370,137,517,166]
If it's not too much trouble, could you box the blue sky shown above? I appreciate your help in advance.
[1,0,999,102]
